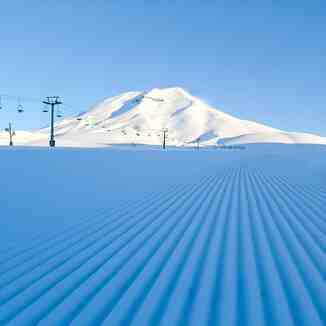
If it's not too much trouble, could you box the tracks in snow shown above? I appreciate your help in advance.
[0,168,325,326]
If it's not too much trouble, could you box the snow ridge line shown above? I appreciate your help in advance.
[254,172,325,317]
[272,174,326,226]
[172,170,233,326]
[0,186,171,262]
[266,176,325,270]
[262,173,326,253]
[257,171,326,246]
[0,164,324,325]
[206,169,239,325]
[126,172,234,326]
[0,175,193,277]
[99,171,228,326]
[264,170,326,200]
[0,165,222,278]
[37,174,220,325]
[246,170,295,326]
[0,161,221,259]
[1,173,220,324]
[242,170,269,325]
[235,169,266,325]
[249,172,323,325]
[186,170,240,326]
[0,174,216,322]
[0,173,197,266]
[213,169,242,325]
[129,170,236,326]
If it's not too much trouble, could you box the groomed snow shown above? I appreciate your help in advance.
[218,131,326,146]
[0,144,325,325]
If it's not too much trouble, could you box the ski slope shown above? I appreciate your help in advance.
[0,144,325,325]
[219,131,326,146]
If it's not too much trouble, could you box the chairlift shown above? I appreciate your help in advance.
[17,98,24,113]
[41,103,48,113]
[56,108,63,118]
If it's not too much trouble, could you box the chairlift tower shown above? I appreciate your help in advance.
[5,122,15,146]
[162,128,168,149]
[196,137,200,150]
[42,96,62,147]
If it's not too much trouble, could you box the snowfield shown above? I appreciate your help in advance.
[1,87,326,147]
[0,144,325,325]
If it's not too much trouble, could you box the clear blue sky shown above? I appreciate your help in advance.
[0,1,325,136]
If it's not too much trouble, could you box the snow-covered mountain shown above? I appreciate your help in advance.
[2,87,326,147]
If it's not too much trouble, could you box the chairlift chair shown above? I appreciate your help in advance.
[56,109,63,118]
[42,103,48,113]
[17,98,24,113]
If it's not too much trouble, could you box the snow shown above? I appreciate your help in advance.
[0,130,47,146]
[0,144,325,325]
[1,87,325,147]
[218,131,326,145]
